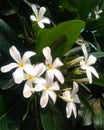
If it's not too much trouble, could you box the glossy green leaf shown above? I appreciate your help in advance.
[40,106,73,130]
[0,19,20,46]
[40,107,63,130]
[0,96,10,130]
[35,20,85,59]
[0,33,10,58]
[0,87,28,130]
[77,0,91,19]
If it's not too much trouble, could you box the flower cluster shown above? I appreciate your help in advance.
[0,46,63,107]
[0,43,99,118]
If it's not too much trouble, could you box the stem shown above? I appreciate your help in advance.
[64,46,82,56]
[92,33,101,51]
[51,20,56,27]
[33,94,41,130]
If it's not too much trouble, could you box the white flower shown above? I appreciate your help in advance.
[35,75,60,108]
[61,82,80,118]
[30,5,50,28]
[1,46,36,84]
[42,46,64,84]
[23,63,46,98]
[94,6,102,19]
[80,44,99,84]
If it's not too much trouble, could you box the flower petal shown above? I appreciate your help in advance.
[71,81,79,98]
[53,69,64,84]
[41,17,50,24]
[53,57,63,68]
[35,77,46,84]
[87,55,97,66]
[74,94,80,104]
[46,71,54,82]
[66,102,77,118]
[71,103,77,118]
[43,47,52,65]
[1,63,18,73]
[66,102,72,118]
[23,81,33,98]
[23,64,35,75]
[30,15,37,21]
[12,68,25,84]
[81,44,88,60]
[62,91,71,102]
[96,15,100,19]
[22,51,36,62]
[45,73,54,85]
[9,46,21,63]
[49,81,60,91]
[35,84,45,92]
[88,66,99,79]
[38,22,45,29]
[86,68,92,84]
[48,90,57,104]
[34,63,46,77]
[39,7,46,17]
[80,60,86,70]
[99,10,103,14]
[40,91,48,108]
[31,4,38,17]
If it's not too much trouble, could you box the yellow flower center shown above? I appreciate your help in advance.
[85,61,89,67]
[45,85,50,91]
[48,65,53,70]
[19,61,25,68]
[36,17,41,22]
[27,74,33,81]
[69,98,73,102]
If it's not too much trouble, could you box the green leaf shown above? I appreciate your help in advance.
[41,107,63,130]
[0,8,15,16]
[93,74,104,87]
[0,117,10,130]
[90,51,104,58]
[0,19,20,46]
[57,0,77,12]
[0,87,28,130]
[0,78,15,90]
[89,0,103,10]
[77,0,91,19]
[40,106,74,130]
[35,20,85,59]
[0,96,10,130]
[0,33,10,58]
[79,89,93,113]
[86,17,104,31]
[92,99,104,130]
[78,104,92,126]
